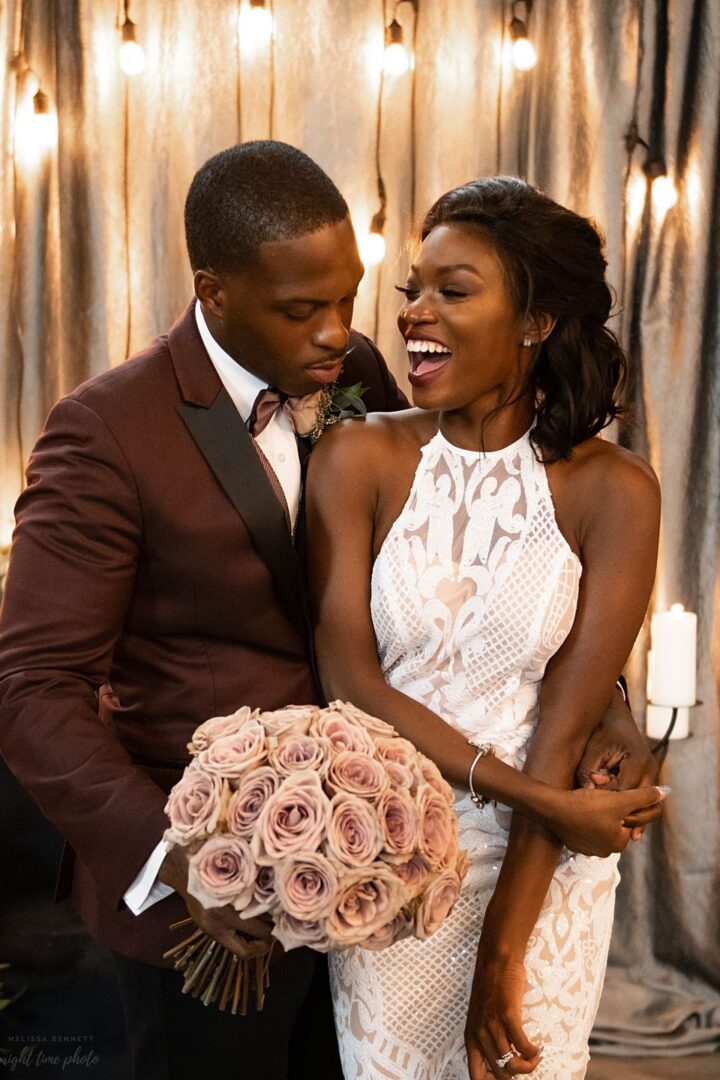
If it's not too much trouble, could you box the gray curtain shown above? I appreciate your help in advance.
[1,0,718,1055]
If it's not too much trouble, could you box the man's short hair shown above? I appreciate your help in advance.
[184,140,349,273]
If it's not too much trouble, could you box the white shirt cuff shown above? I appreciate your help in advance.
[123,839,174,915]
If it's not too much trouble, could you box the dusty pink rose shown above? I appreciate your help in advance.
[327,864,405,945]
[327,751,389,803]
[389,853,431,897]
[188,707,258,755]
[196,720,267,779]
[163,768,227,846]
[329,700,396,737]
[311,710,376,756]
[225,767,279,837]
[258,705,320,738]
[272,913,331,953]
[242,865,278,918]
[378,789,419,860]
[269,734,331,778]
[326,793,384,867]
[274,852,339,921]
[417,785,455,869]
[187,835,256,911]
[416,757,455,804]
[286,392,323,437]
[375,736,418,769]
[360,908,414,951]
[414,868,462,940]
[384,760,416,791]
[252,771,331,864]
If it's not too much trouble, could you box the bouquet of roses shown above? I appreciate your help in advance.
[162,701,469,1013]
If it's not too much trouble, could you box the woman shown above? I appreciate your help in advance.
[307,177,662,1079]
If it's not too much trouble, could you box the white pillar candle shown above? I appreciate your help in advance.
[647,603,697,707]
[645,603,696,740]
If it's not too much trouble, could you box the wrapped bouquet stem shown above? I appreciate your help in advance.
[163,702,469,1012]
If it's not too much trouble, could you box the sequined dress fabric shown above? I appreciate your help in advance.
[330,429,620,1079]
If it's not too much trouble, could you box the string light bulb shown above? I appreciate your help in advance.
[30,88,58,150]
[509,16,537,70]
[360,209,387,268]
[119,17,147,75]
[383,19,411,76]
[239,0,274,49]
[645,158,678,214]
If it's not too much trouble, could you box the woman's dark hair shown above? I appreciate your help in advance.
[420,176,627,462]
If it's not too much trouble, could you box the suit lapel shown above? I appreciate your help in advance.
[168,304,311,644]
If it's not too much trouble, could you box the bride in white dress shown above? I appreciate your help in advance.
[307,177,662,1079]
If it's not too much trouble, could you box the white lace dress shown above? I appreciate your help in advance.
[330,428,620,1079]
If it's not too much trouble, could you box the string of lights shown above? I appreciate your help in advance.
[8,0,683,287]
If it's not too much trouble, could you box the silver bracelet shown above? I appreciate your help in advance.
[469,743,496,810]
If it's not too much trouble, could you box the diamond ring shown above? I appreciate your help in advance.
[495,1050,513,1068]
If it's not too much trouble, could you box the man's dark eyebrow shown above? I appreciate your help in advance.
[409,263,482,277]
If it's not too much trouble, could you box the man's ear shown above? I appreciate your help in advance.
[522,312,557,345]
[194,269,224,319]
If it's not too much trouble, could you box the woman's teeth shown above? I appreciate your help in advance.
[406,339,451,355]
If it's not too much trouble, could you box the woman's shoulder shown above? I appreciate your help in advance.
[562,435,660,513]
[310,408,436,470]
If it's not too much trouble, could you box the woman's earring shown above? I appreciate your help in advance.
[522,336,533,347]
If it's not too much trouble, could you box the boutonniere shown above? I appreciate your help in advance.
[290,383,369,443]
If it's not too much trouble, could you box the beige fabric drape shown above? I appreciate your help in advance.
[1,0,718,1054]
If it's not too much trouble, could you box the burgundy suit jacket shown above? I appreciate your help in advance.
[0,303,406,965]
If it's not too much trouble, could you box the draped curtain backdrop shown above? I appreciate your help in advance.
[1,0,718,1056]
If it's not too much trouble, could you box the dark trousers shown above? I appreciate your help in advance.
[114,948,344,1080]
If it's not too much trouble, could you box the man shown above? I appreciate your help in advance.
[0,142,657,1080]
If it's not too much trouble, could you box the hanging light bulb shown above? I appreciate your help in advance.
[30,88,58,150]
[509,15,537,71]
[652,174,678,213]
[360,209,387,268]
[239,0,274,49]
[645,158,678,214]
[119,17,147,75]
[383,19,411,76]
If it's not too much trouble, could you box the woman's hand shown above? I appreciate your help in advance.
[543,785,666,856]
[465,950,542,1078]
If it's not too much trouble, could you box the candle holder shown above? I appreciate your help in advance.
[647,701,699,768]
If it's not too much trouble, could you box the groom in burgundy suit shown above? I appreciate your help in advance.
[0,142,657,1080]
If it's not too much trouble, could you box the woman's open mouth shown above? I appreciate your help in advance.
[406,338,452,388]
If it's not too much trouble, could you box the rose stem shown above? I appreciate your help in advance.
[202,949,228,1006]
[173,934,207,971]
[241,958,250,1016]
[230,960,243,1016]
[169,916,195,932]
[162,928,203,960]
[193,946,220,999]
[219,953,238,1012]
[182,940,216,994]
[178,933,211,978]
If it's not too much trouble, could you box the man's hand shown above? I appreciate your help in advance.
[159,846,272,959]
[575,687,661,840]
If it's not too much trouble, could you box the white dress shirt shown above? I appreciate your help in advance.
[123,302,303,915]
